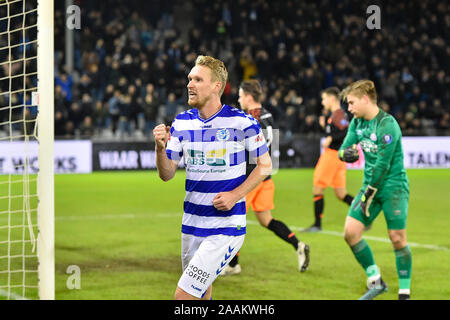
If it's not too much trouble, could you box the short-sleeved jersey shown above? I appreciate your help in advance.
[339,109,409,190]
[166,104,269,237]
[245,106,274,181]
[325,108,350,150]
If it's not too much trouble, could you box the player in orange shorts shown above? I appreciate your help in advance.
[303,87,355,232]
[220,80,310,275]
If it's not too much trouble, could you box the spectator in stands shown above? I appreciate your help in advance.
[80,116,95,137]
[142,92,160,137]
[282,106,298,138]
[64,121,75,138]
[118,93,132,138]
[107,89,121,134]
[127,84,144,132]
[55,71,73,103]
[93,100,108,133]
[68,102,85,130]
[55,110,66,137]
[55,85,69,112]
[163,92,181,125]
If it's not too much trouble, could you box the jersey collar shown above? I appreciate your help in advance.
[195,104,226,123]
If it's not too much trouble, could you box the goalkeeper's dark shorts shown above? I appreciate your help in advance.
[348,184,409,230]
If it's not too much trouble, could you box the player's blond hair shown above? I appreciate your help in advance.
[195,55,228,97]
[339,80,377,104]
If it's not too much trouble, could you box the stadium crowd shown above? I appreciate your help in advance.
[52,0,449,139]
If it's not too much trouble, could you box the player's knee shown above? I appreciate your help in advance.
[313,186,324,195]
[174,288,182,300]
[343,231,353,245]
[256,211,272,227]
[336,193,346,201]
[334,188,347,200]
[174,286,191,300]
[343,228,360,246]
[389,232,407,249]
[391,238,407,250]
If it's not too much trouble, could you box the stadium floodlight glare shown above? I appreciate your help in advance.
[0,0,54,300]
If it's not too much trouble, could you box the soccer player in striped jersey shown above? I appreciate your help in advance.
[153,56,272,300]
[221,80,310,276]
[339,80,412,300]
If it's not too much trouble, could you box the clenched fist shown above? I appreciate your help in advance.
[153,124,171,150]
[213,191,239,211]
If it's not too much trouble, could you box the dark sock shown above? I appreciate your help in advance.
[343,194,354,206]
[229,252,239,267]
[313,194,324,227]
[267,219,299,250]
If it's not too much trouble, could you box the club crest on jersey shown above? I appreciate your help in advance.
[216,128,230,141]
[382,134,392,144]
[370,133,377,141]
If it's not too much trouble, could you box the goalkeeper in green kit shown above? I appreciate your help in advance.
[338,80,412,300]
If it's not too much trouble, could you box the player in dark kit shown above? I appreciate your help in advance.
[220,80,310,275]
[303,87,355,232]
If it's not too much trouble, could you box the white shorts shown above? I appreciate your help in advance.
[178,233,245,298]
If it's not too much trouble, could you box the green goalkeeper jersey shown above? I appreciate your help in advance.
[340,109,409,190]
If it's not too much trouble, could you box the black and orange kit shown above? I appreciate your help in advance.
[246,107,275,212]
[313,108,350,189]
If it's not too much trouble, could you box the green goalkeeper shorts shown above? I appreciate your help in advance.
[348,184,409,230]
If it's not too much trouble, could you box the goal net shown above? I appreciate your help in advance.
[0,0,54,300]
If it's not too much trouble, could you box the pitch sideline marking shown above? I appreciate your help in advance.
[56,213,450,252]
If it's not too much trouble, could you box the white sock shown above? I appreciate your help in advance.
[399,289,410,295]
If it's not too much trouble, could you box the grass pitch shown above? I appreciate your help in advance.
[55,168,450,300]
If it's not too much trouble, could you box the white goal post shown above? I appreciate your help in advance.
[0,0,54,300]
[37,0,54,300]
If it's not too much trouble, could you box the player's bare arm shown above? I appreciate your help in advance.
[154,124,178,181]
[322,136,332,148]
[213,152,272,211]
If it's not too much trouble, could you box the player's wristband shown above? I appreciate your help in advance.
[360,186,378,217]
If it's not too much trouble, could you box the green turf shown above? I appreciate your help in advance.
[54,169,450,300]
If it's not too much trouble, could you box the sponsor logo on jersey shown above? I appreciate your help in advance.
[360,140,378,153]
[370,133,377,141]
[255,132,264,143]
[186,149,226,166]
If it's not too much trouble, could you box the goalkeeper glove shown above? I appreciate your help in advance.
[338,144,359,163]
[359,186,378,217]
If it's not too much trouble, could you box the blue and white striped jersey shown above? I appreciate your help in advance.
[166,104,268,237]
